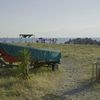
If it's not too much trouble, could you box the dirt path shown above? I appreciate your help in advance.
[42,57,100,100]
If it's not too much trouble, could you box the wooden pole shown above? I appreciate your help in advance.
[52,64,55,71]
[96,63,98,80]
[92,63,94,81]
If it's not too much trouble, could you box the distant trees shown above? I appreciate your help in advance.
[65,38,100,45]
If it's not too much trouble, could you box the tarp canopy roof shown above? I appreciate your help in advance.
[0,43,61,63]
[19,34,34,38]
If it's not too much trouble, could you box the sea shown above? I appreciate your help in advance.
[0,37,100,44]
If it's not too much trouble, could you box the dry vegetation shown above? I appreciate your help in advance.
[0,43,100,100]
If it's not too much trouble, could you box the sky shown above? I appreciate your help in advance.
[0,0,100,38]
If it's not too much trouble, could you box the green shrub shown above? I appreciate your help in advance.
[17,49,31,79]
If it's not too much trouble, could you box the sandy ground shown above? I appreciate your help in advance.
[42,57,100,100]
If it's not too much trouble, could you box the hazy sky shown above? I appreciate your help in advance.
[0,0,100,37]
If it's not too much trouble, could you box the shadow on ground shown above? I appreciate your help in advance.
[42,80,100,100]
[0,68,17,78]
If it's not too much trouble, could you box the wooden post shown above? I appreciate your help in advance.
[96,63,98,79]
[92,63,94,81]
[52,64,55,71]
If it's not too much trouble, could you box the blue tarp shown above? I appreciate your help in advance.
[0,43,61,63]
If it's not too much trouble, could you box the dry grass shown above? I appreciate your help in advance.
[0,43,100,100]
[0,67,65,100]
